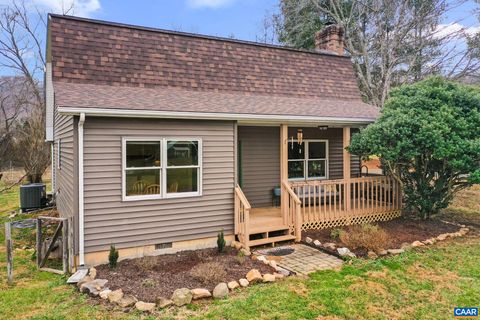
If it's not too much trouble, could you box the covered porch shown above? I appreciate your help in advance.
[234,124,402,251]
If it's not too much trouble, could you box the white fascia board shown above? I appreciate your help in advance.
[57,107,377,125]
[45,63,54,141]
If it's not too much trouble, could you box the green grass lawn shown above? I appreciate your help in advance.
[0,182,479,320]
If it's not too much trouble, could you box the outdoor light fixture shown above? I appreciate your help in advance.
[318,125,328,130]
[297,129,303,145]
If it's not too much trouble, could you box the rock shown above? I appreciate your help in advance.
[89,267,97,280]
[171,288,192,306]
[246,269,263,283]
[273,273,285,279]
[77,275,92,288]
[437,234,448,241]
[459,227,470,235]
[239,278,249,287]
[191,288,211,300]
[387,248,405,255]
[275,266,291,276]
[400,242,412,250]
[231,240,242,250]
[324,242,336,250]
[257,255,268,263]
[212,283,229,299]
[305,237,313,244]
[135,301,156,312]
[313,240,322,247]
[117,295,137,308]
[227,281,239,290]
[269,260,277,269]
[423,239,435,245]
[240,248,251,256]
[411,241,425,247]
[367,251,378,259]
[451,232,462,237]
[67,269,89,284]
[99,289,112,300]
[337,247,355,258]
[378,249,388,256]
[80,279,108,296]
[156,297,173,309]
[107,289,124,303]
[262,274,276,282]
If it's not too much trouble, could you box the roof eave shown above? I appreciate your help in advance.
[57,106,377,126]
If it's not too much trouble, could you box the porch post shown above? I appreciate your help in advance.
[343,127,351,213]
[280,124,288,220]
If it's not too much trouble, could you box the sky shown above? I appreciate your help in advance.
[13,0,279,41]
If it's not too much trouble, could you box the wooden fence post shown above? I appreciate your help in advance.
[36,218,42,268]
[5,222,13,285]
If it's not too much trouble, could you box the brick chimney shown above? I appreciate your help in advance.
[315,25,345,55]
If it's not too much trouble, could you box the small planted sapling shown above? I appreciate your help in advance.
[217,230,226,253]
[109,244,119,269]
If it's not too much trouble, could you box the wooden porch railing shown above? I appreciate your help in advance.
[290,176,402,230]
[281,180,302,241]
[234,185,251,249]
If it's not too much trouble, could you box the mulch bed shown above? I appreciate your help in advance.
[96,247,274,303]
[303,217,460,257]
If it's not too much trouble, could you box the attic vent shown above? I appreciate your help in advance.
[155,242,172,250]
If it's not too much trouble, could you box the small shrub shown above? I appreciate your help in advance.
[108,245,119,269]
[217,230,226,253]
[235,250,245,265]
[141,278,156,288]
[189,262,227,284]
[330,228,342,239]
[339,224,389,253]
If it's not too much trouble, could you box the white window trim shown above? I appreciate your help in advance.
[57,139,61,170]
[122,137,203,201]
[287,139,329,181]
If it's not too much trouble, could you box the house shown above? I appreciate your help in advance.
[45,14,402,268]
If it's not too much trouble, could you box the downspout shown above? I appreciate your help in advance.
[78,113,86,266]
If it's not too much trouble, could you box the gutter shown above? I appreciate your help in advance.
[57,107,377,126]
[78,113,86,266]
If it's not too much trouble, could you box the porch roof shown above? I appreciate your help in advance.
[55,82,380,124]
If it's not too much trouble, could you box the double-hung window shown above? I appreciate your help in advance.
[123,138,202,200]
[288,140,328,180]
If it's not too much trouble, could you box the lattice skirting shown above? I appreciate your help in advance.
[301,210,402,230]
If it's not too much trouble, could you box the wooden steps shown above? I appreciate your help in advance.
[248,234,296,247]
[250,224,289,234]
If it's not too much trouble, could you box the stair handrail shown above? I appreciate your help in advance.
[234,185,251,250]
[282,180,302,241]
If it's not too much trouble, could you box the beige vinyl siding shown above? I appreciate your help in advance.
[83,117,235,253]
[238,126,280,208]
[238,126,360,207]
[53,105,78,256]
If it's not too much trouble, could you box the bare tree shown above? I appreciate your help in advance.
[274,0,480,107]
[256,10,279,44]
[0,0,50,183]
[0,76,31,170]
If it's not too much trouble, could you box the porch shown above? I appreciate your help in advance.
[234,124,402,250]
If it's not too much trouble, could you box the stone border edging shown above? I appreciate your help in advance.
[69,243,291,313]
[303,226,471,260]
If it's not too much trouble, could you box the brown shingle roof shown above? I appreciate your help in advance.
[55,82,379,121]
[49,14,376,121]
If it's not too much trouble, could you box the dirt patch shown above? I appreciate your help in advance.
[303,217,459,257]
[96,247,274,302]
